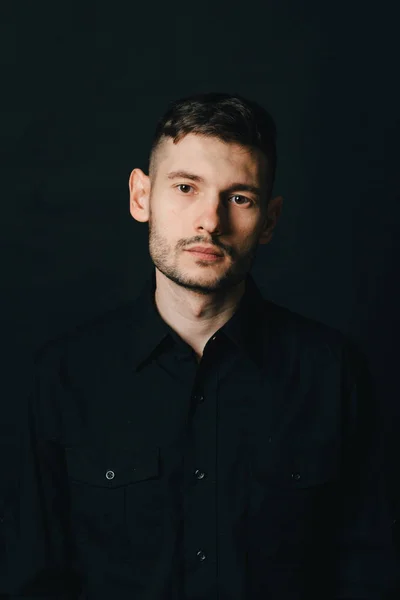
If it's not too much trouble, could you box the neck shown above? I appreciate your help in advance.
[153,268,245,354]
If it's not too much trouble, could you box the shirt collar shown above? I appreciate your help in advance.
[130,268,268,372]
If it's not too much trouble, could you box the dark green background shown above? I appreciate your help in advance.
[1,0,399,532]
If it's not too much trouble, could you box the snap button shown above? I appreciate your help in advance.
[292,472,301,481]
[105,470,115,480]
[194,469,206,480]
[196,550,206,561]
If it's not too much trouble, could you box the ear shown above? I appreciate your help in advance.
[258,195,283,245]
[129,168,151,223]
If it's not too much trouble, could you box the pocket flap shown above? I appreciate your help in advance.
[256,443,339,489]
[286,457,338,489]
[65,445,160,488]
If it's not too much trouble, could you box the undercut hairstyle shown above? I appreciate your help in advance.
[148,92,277,203]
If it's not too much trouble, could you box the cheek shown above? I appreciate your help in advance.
[155,194,178,219]
[150,203,174,226]
[236,221,259,244]
[153,207,183,242]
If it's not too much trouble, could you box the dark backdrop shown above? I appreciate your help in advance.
[1,0,399,540]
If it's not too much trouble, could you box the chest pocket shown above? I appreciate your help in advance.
[64,445,161,544]
[248,442,341,558]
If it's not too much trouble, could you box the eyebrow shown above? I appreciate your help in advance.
[166,170,261,197]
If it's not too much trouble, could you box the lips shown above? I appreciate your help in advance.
[186,246,223,256]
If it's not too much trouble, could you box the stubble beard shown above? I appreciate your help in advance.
[148,215,259,295]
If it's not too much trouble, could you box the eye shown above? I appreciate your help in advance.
[229,195,253,206]
[176,184,194,194]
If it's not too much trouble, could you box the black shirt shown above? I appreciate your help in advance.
[3,269,398,599]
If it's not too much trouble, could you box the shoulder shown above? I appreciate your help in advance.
[263,297,349,355]
[32,299,136,375]
[261,297,367,385]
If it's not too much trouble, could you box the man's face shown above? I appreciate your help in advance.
[131,133,279,295]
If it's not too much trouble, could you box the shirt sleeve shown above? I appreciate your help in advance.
[333,338,399,599]
[4,342,82,599]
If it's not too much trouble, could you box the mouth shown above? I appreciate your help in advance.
[185,250,224,261]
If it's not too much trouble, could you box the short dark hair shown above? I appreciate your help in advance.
[148,92,277,201]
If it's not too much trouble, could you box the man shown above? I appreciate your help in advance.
[3,92,397,598]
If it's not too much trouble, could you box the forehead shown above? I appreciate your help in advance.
[155,133,266,182]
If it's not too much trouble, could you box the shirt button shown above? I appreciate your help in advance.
[292,472,301,481]
[196,550,206,562]
[105,470,115,480]
[194,469,206,480]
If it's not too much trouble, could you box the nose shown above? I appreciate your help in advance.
[194,195,227,235]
